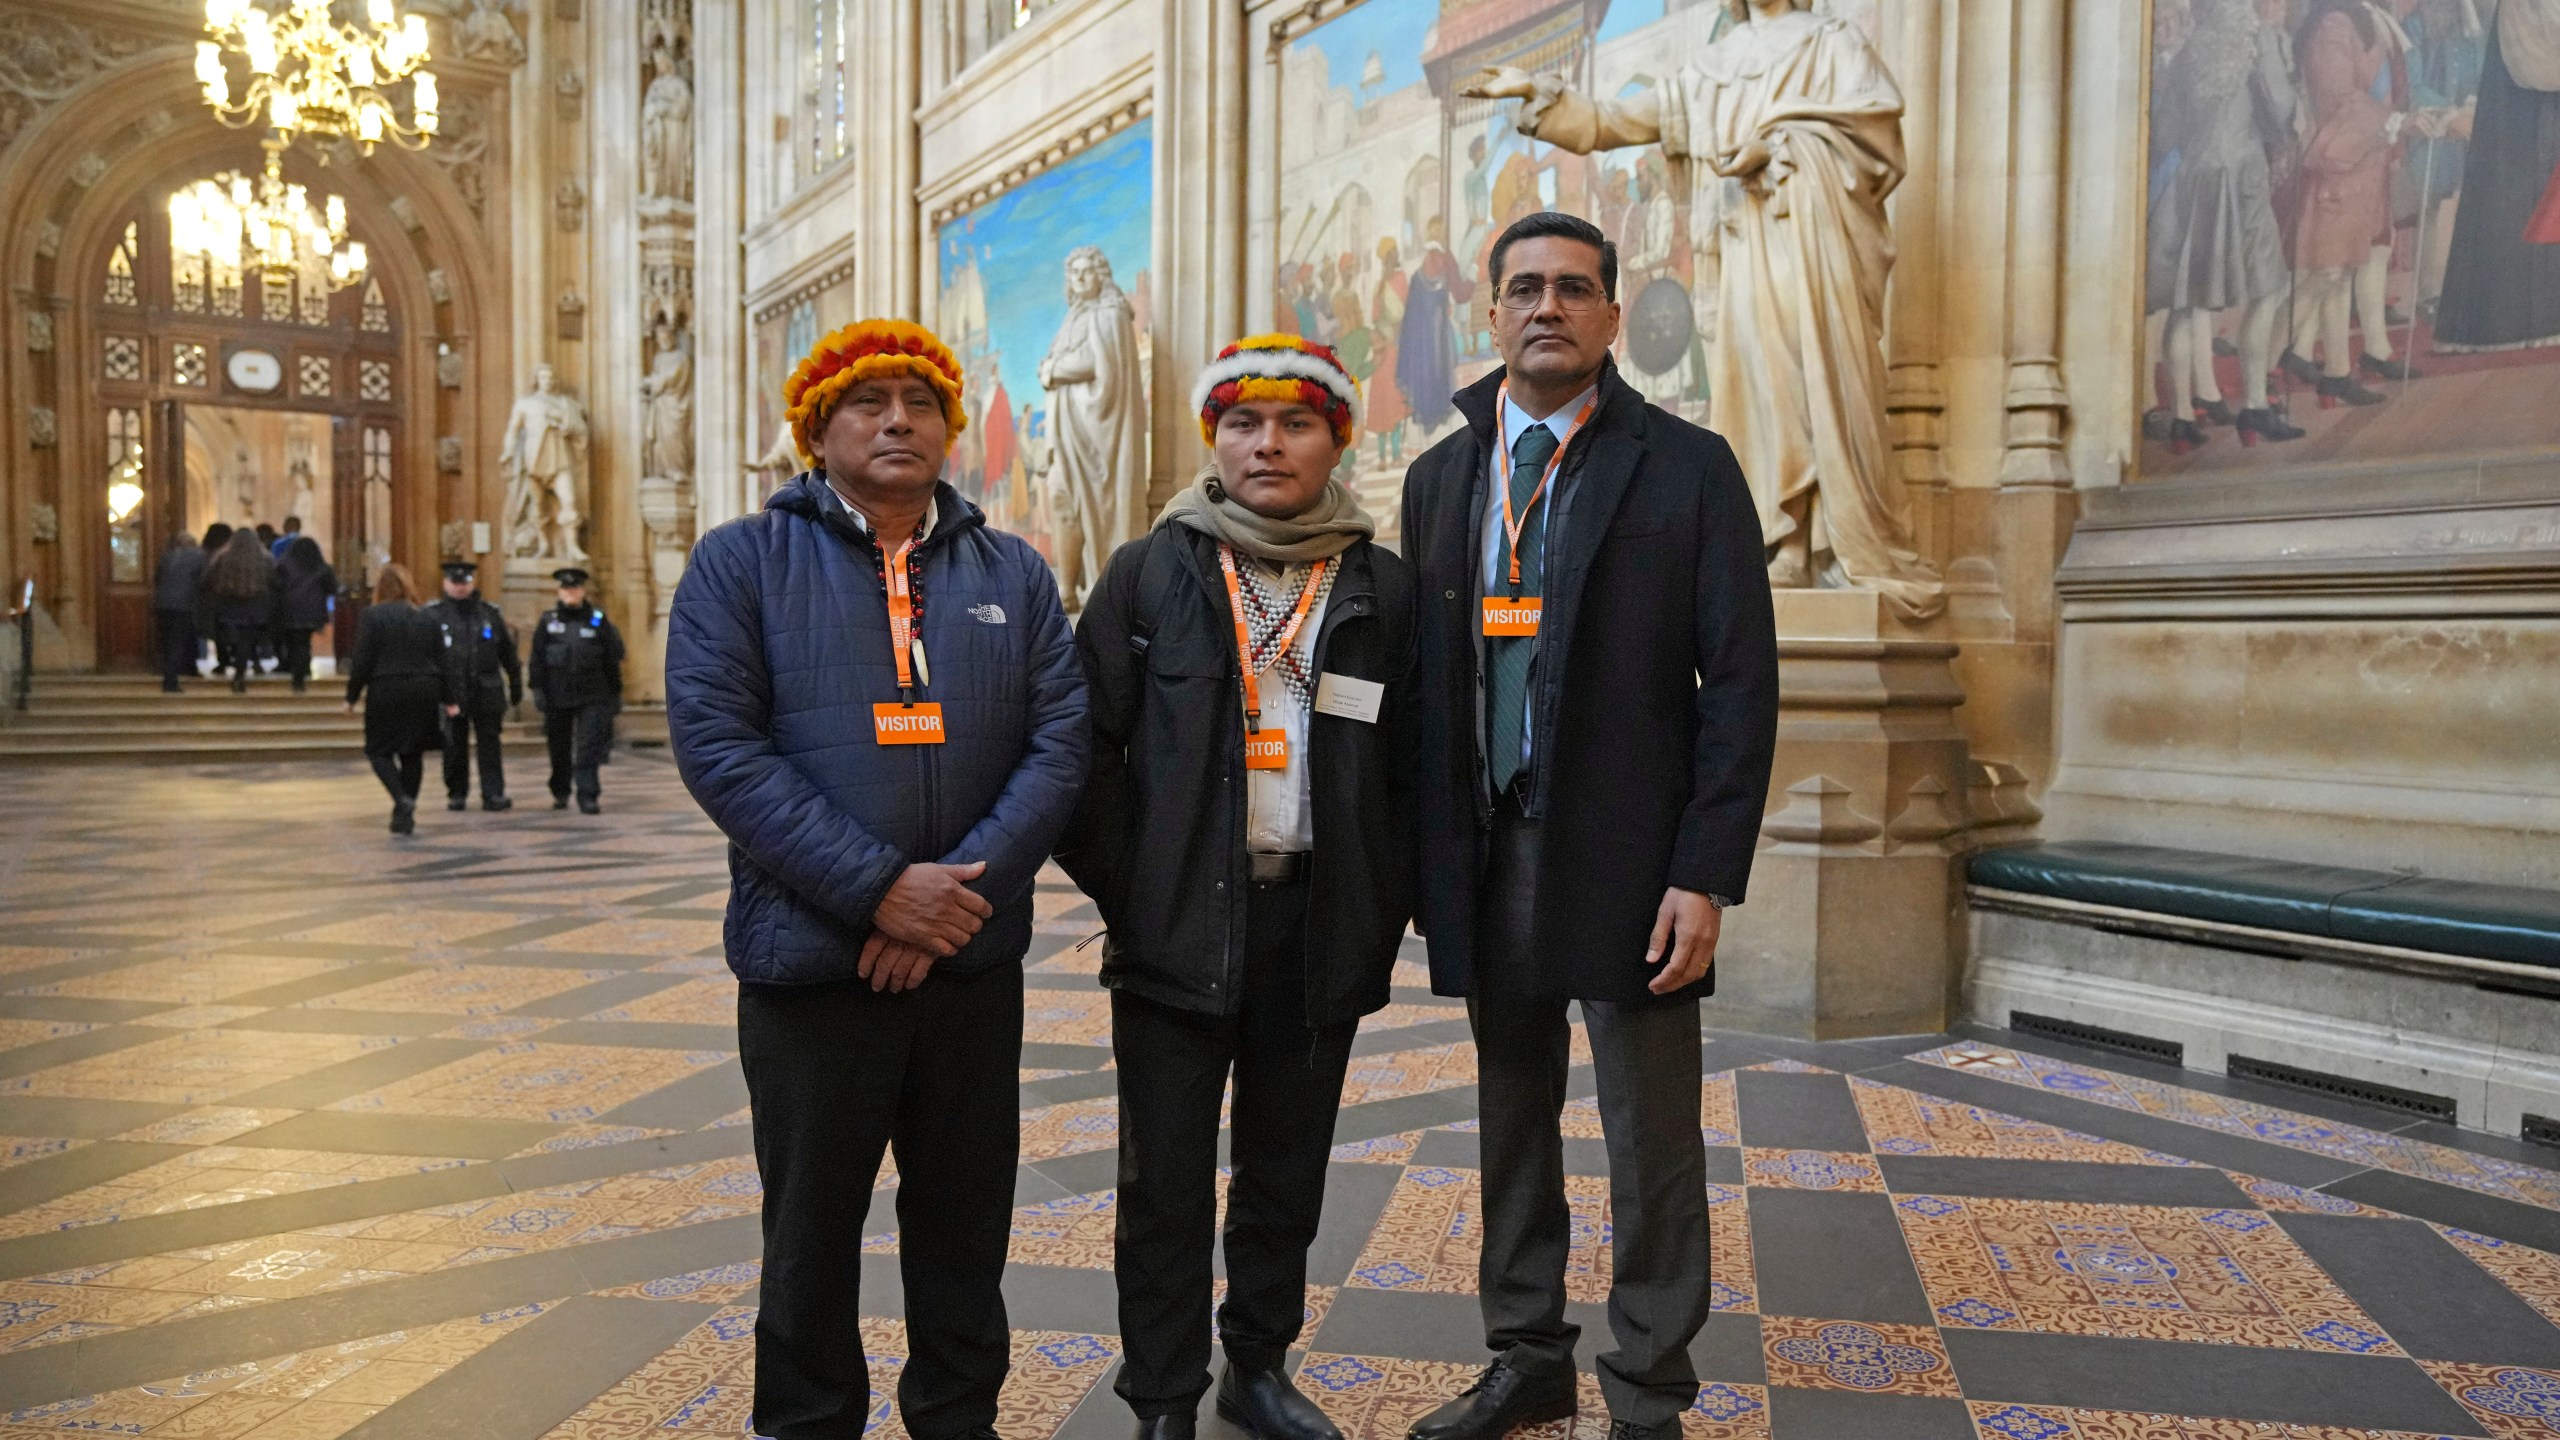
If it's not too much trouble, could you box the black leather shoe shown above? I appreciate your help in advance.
[1605,1421,1677,1440]
[447,796,468,812]
[1404,1360,1575,1440]
[389,801,415,836]
[552,794,569,810]
[1219,1365,1341,1440]
[577,797,600,815]
[483,795,513,812]
[1133,1414,1194,1440]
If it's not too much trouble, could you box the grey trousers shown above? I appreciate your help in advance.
[1466,798,1712,1427]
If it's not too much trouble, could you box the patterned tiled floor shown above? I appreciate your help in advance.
[5,759,2560,1439]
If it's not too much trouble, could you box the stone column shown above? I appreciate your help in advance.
[1714,592,1974,1039]
[1885,0,1949,564]
[693,0,744,531]
[630,0,700,712]
[1150,0,1248,507]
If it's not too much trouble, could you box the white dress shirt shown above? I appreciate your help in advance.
[1479,382,1597,770]
[1244,557,1328,855]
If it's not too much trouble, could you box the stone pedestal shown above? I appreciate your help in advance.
[501,557,557,636]
[1709,589,1974,1039]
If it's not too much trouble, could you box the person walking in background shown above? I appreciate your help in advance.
[528,566,624,814]
[197,523,235,678]
[153,531,208,693]
[667,318,1087,1440]
[1397,212,1777,1440]
[343,563,447,836]
[1057,335,1417,1440]
[270,516,303,559]
[203,529,277,695]
[273,536,337,695]
[429,560,520,812]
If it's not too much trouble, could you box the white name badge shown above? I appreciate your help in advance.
[1312,672,1385,724]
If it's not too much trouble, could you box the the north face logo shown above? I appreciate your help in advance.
[969,604,1006,625]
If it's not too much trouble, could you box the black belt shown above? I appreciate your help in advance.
[1247,851,1307,885]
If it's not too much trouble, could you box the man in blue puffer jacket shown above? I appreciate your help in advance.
[668,318,1089,1440]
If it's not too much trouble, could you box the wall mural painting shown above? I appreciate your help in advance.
[1273,0,1884,545]
[751,272,860,494]
[935,120,1155,607]
[2140,0,2560,480]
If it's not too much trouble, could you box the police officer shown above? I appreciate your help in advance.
[428,561,522,812]
[528,566,624,814]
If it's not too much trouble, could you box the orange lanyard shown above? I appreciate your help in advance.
[1495,383,1596,596]
[885,534,920,696]
[1215,544,1326,731]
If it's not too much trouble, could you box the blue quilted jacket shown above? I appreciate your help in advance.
[667,473,1089,985]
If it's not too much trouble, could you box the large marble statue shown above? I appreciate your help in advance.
[1036,245,1149,609]
[1464,0,1944,620]
[499,363,591,562]
[640,42,693,206]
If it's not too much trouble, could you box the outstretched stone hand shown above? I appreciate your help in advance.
[1459,65,1538,102]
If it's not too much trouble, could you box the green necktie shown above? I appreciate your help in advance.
[1486,422,1558,796]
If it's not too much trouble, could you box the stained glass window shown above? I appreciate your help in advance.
[105,408,145,583]
[101,334,142,382]
[104,221,138,306]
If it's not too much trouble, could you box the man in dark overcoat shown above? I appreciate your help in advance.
[1396,211,1778,1440]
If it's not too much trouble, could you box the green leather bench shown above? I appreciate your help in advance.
[1968,841,2560,972]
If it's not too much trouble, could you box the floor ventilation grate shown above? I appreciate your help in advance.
[2008,1011,2185,1065]
[2225,1054,2456,1122]
[2520,1113,2560,1151]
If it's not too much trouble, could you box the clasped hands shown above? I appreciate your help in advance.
[860,859,993,993]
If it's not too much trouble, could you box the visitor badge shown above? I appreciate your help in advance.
[873,703,946,745]
[1482,598,1542,637]
[1245,729,1289,770]
[1312,673,1384,724]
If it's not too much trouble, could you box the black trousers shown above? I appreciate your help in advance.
[1111,878,1357,1417]
[739,966,1024,1440]
[1467,797,1711,1428]
[543,702,612,801]
[219,622,265,678]
[443,695,508,800]
[277,628,315,684]
[367,750,425,804]
[156,610,198,682]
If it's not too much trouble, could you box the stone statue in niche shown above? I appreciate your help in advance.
[639,40,693,208]
[458,0,525,66]
[498,363,591,562]
[1036,245,1148,610]
[640,317,694,484]
[554,178,586,233]
[284,437,318,530]
[1463,0,1943,621]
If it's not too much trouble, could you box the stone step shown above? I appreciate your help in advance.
[0,732,548,763]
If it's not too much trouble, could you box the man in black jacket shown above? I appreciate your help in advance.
[1397,213,1778,1440]
[1058,336,1417,1440]
[154,532,209,692]
[528,566,624,814]
[429,561,522,812]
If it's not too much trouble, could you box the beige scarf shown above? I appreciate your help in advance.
[1155,463,1376,563]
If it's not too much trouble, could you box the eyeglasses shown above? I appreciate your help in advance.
[1496,276,1609,312]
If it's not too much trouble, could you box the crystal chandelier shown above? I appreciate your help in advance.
[195,0,438,157]
[169,142,370,302]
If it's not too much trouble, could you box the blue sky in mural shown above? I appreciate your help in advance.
[938,119,1153,425]
[1290,1,1670,101]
